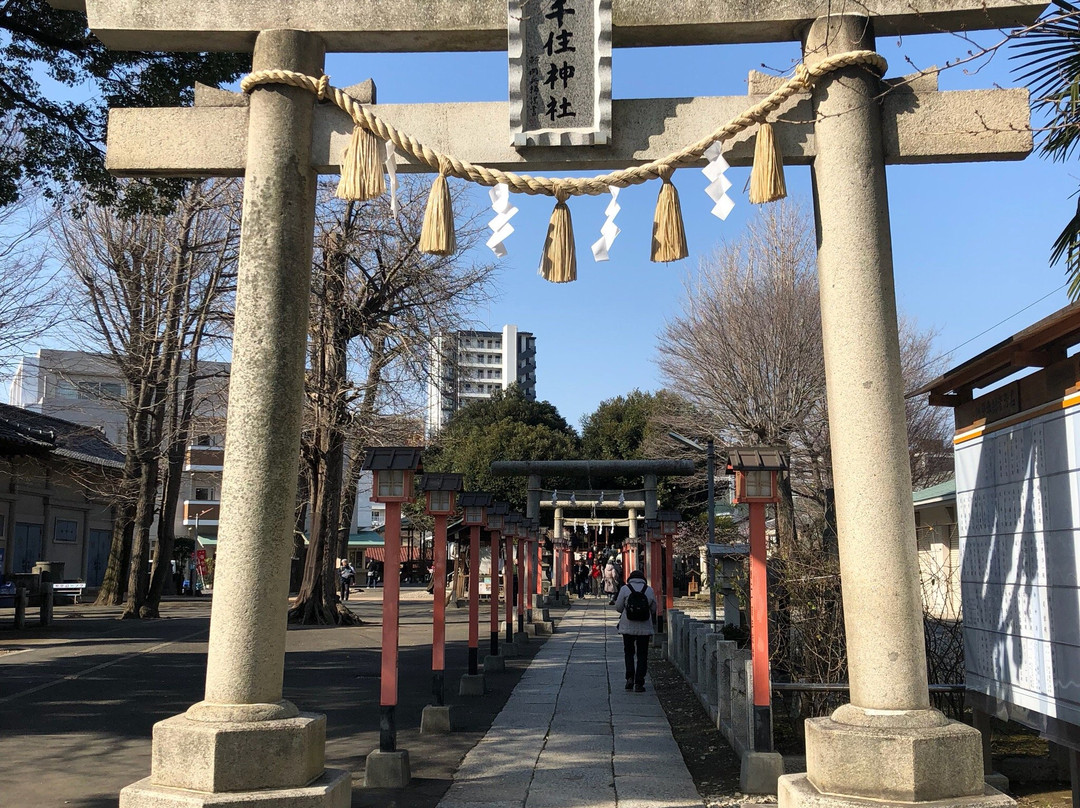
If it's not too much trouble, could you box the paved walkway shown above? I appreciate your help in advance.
[438,600,706,808]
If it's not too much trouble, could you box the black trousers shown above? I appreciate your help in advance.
[622,633,650,685]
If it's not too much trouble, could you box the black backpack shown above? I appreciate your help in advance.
[624,582,651,622]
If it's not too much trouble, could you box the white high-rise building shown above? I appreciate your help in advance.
[426,324,537,436]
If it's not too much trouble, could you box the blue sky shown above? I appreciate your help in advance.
[329,29,1074,430]
[17,27,1071,429]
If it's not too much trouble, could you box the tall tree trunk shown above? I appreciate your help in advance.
[289,232,359,625]
[94,506,134,605]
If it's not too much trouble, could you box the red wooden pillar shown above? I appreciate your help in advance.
[381,503,402,751]
[749,501,771,751]
[489,530,500,656]
[651,539,664,618]
[665,535,675,612]
[504,534,514,642]
[468,524,480,675]
[431,513,448,705]
[516,536,526,632]
[524,538,534,622]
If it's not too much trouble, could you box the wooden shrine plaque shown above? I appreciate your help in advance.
[509,0,612,147]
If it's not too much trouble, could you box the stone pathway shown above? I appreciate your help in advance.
[438,600,706,808]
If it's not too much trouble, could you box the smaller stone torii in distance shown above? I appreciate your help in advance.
[491,457,694,594]
[55,1,1043,808]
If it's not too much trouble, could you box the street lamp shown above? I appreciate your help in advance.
[668,431,717,623]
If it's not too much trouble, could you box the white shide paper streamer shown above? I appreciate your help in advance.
[384,141,399,218]
[702,142,735,220]
[590,186,621,262]
[486,184,518,258]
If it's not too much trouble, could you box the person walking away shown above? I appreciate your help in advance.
[603,560,618,605]
[339,559,355,602]
[575,561,589,599]
[590,561,601,597]
[366,558,378,589]
[615,569,657,692]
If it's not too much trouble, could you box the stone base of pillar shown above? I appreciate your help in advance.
[146,712,329,792]
[458,673,486,696]
[484,654,506,672]
[780,711,1015,808]
[984,773,1010,793]
[364,749,410,788]
[513,632,530,645]
[121,770,350,808]
[532,621,554,635]
[651,632,665,648]
[420,705,453,734]
[523,624,537,637]
[501,641,521,657]
[780,774,1013,808]
[740,751,785,795]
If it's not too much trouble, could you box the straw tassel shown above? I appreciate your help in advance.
[651,166,688,263]
[749,122,787,204]
[420,160,456,256]
[335,122,386,202]
[539,184,576,283]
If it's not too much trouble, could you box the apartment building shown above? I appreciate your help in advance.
[10,349,231,549]
[425,324,537,436]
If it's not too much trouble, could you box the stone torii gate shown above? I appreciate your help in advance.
[56,1,1042,807]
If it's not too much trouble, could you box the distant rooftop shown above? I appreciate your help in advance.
[0,403,125,469]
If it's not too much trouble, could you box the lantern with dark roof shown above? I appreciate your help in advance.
[486,502,509,531]
[458,492,493,527]
[658,510,682,536]
[421,472,463,516]
[726,447,788,505]
[362,447,423,504]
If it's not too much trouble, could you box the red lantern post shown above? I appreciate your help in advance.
[504,514,521,642]
[459,493,492,678]
[486,503,508,656]
[362,447,422,754]
[728,447,787,754]
[421,472,462,707]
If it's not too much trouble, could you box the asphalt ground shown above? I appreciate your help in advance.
[0,587,542,808]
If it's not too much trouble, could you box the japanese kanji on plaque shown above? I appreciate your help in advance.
[509,0,611,147]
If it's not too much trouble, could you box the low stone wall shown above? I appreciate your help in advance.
[666,611,755,768]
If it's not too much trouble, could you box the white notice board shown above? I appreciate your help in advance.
[956,400,1080,730]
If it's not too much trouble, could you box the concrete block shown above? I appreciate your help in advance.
[364,749,410,789]
[805,716,985,802]
[458,674,486,696]
[533,594,545,608]
[532,621,554,635]
[778,773,1014,808]
[524,624,536,637]
[984,773,1010,793]
[120,769,350,807]
[484,654,506,672]
[150,713,326,792]
[740,750,785,795]
[513,632,530,645]
[420,705,453,734]
[501,641,521,657]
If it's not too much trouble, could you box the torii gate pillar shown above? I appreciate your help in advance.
[778,16,1008,808]
[120,29,349,808]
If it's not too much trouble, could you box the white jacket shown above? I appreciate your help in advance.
[614,579,657,635]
